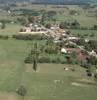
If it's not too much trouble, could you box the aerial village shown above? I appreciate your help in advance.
[18,22,97,63]
[1,2,97,100]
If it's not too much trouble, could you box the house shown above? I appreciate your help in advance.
[61,48,67,53]
[63,48,82,54]
[61,47,88,61]
[85,39,89,43]
[24,27,31,33]
[65,41,77,47]
[89,50,97,58]
[77,53,89,62]
[68,36,80,40]
[57,28,66,33]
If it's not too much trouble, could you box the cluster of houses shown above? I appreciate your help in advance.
[47,24,97,62]
[19,24,48,34]
[18,23,97,62]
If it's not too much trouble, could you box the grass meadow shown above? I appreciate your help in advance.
[0,23,22,35]
[0,39,97,100]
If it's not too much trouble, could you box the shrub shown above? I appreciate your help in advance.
[94,74,97,79]
[12,34,43,40]
[45,46,57,54]
[25,53,66,64]
[38,56,51,63]
[24,55,33,63]
[87,72,92,77]
[16,85,27,100]
[0,35,9,40]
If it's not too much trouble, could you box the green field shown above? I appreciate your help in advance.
[0,39,97,100]
[0,23,22,35]
[68,29,97,40]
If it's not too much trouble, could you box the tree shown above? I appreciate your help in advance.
[33,58,37,71]
[16,85,27,100]
[94,74,97,81]
[28,16,36,23]
[93,25,97,29]
[89,56,97,65]
[59,22,65,29]
[31,43,40,71]
[81,57,92,69]
[71,20,80,29]
[1,22,6,29]
[69,10,78,15]
[65,31,71,35]
[40,12,46,25]
[45,23,51,29]
[52,18,56,24]
[71,51,77,58]
[17,17,27,25]
[47,11,57,18]
[66,56,72,64]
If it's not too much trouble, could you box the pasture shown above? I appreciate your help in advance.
[69,29,97,40]
[0,23,22,35]
[0,39,97,100]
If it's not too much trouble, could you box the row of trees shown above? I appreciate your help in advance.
[59,20,82,29]
[12,34,45,40]
[59,21,97,30]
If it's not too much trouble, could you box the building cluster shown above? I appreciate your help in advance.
[19,24,48,34]
[47,24,97,62]
[18,23,97,62]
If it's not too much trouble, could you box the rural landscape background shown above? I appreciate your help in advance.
[0,0,97,100]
